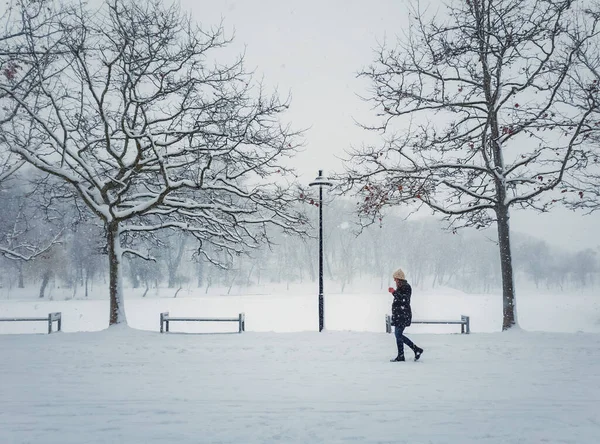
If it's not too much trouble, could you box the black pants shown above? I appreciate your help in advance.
[394,325,415,356]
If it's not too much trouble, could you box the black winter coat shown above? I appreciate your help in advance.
[391,281,412,327]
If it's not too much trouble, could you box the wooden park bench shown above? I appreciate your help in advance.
[0,312,62,334]
[160,312,245,334]
[386,314,470,334]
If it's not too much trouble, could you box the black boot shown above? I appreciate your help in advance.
[414,347,424,361]
[390,355,405,362]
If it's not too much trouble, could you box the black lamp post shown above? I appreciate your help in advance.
[309,170,333,332]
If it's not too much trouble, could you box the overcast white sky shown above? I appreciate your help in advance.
[179,0,599,251]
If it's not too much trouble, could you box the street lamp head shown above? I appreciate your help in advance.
[309,169,333,187]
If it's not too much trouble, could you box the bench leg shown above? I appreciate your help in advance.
[48,314,52,334]
[160,313,169,333]
[238,313,245,333]
[461,315,470,334]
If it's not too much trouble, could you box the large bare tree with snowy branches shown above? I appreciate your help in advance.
[0,0,309,326]
[339,0,600,330]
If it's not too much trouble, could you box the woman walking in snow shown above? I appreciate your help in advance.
[388,268,423,362]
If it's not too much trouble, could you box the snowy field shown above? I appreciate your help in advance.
[1,286,600,443]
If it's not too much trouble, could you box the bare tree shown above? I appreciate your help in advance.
[339,0,600,330]
[560,5,600,212]
[0,0,308,326]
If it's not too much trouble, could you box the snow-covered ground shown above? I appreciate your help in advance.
[1,285,599,443]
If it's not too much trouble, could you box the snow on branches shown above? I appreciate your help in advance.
[0,0,309,325]
[339,0,600,330]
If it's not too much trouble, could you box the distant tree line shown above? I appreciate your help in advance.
[0,182,597,296]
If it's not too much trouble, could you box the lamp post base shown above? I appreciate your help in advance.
[319,293,325,332]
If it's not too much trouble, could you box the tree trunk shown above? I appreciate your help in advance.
[167,267,177,288]
[39,270,51,298]
[246,263,255,286]
[18,262,24,289]
[196,258,204,288]
[257,263,262,285]
[167,234,186,288]
[130,263,140,289]
[303,242,316,281]
[496,205,518,330]
[227,275,236,295]
[77,262,84,288]
[107,221,127,326]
